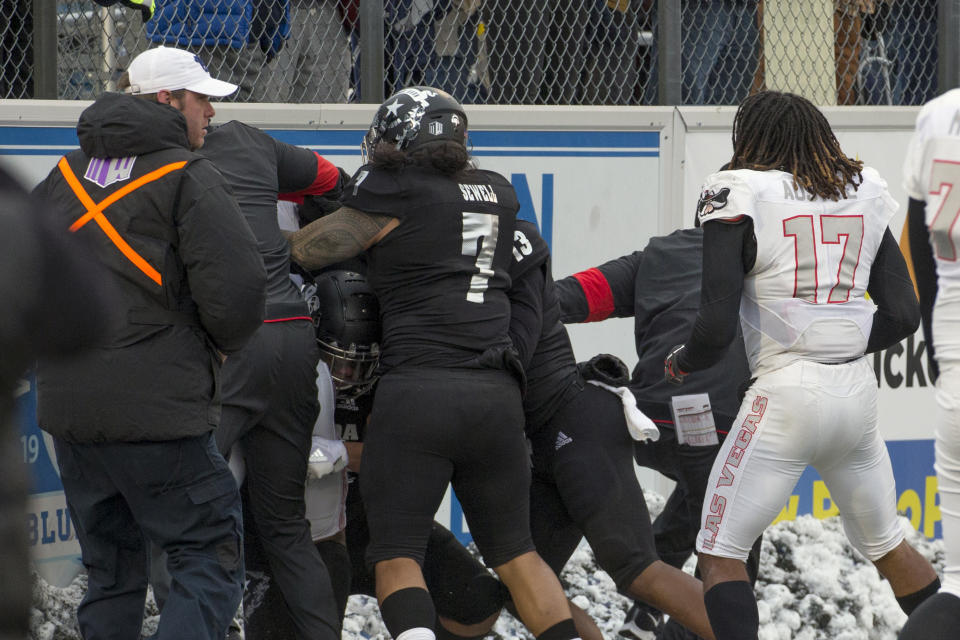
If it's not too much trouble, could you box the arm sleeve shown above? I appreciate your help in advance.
[866,227,921,354]
[555,251,642,323]
[906,197,939,377]
[508,263,546,369]
[274,134,341,197]
[677,219,750,372]
[177,159,267,354]
[508,220,549,368]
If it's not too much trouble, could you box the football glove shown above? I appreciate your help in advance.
[306,437,348,480]
[578,353,631,387]
[664,344,689,386]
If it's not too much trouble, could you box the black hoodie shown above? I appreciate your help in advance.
[33,92,267,442]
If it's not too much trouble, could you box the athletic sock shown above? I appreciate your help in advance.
[535,618,579,640]
[896,577,941,615]
[704,580,759,640]
[316,540,352,625]
[380,587,437,640]
[898,592,960,640]
[396,628,436,640]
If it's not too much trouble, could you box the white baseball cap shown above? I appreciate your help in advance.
[126,46,238,97]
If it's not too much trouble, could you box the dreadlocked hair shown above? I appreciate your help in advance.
[728,91,863,201]
[371,140,472,177]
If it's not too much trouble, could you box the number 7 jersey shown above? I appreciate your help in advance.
[341,163,519,372]
[697,167,897,375]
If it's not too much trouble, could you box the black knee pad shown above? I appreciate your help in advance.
[423,523,508,625]
[899,592,960,639]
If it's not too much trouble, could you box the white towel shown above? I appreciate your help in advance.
[587,380,660,442]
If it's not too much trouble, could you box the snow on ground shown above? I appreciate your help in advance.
[30,490,944,640]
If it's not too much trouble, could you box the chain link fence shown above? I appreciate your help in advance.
[0,0,946,106]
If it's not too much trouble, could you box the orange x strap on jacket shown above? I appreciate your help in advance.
[57,156,186,286]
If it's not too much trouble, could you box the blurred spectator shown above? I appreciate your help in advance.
[0,164,115,640]
[542,0,591,104]
[146,0,290,101]
[644,0,760,105]
[386,0,447,93]
[583,0,647,105]
[1,0,32,98]
[270,0,350,103]
[858,0,937,105]
[483,2,550,104]
[426,0,489,103]
[835,0,872,105]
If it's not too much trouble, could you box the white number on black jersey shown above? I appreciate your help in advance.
[461,211,499,303]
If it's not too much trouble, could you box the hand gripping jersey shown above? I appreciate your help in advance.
[904,88,960,371]
[697,167,897,375]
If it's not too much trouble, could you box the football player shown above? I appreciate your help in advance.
[898,86,960,638]
[241,270,509,639]
[288,87,583,640]
[664,90,938,640]
[556,226,763,640]
[508,219,718,640]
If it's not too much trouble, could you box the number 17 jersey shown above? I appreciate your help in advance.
[342,164,519,372]
[697,167,897,376]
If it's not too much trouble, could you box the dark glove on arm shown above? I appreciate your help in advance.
[578,353,630,387]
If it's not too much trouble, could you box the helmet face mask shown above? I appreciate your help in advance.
[312,270,381,393]
[361,86,468,163]
[317,338,380,392]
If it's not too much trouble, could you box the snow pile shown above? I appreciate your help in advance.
[29,490,945,640]
[755,515,942,640]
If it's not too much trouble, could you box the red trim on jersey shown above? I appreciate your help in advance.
[717,214,746,223]
[279,152,340,203]
[264,316,313,323]
[573,268,615,322]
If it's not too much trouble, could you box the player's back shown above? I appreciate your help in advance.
[344,164,519,372]
[904,88,960,369]
[699,167,896,375]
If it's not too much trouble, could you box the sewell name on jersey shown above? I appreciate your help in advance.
[459,183,499,204]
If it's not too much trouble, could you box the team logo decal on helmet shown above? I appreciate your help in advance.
[362,86,468,161]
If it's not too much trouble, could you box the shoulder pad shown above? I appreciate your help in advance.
[696,170,756,226]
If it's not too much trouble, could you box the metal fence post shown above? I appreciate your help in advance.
[32,0,57,98]
[939,0,960,94]
[658,0,682,105]
[359,0,385,104]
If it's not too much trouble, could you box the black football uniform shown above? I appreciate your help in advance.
[508,221,658,593]
[332,389,507,622]
[344,164,534,569]
[554,228,763,615]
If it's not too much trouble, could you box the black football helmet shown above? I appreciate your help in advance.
[313,270,381,391]
[361,86,468,162]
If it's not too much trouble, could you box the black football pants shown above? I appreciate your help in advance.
[528,383,659,592]
[217,320,340,640]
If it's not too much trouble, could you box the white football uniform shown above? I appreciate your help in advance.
[694,167,904,562]
[904,87,960,598]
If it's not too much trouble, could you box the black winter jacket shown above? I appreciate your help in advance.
[34,93,266,443]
